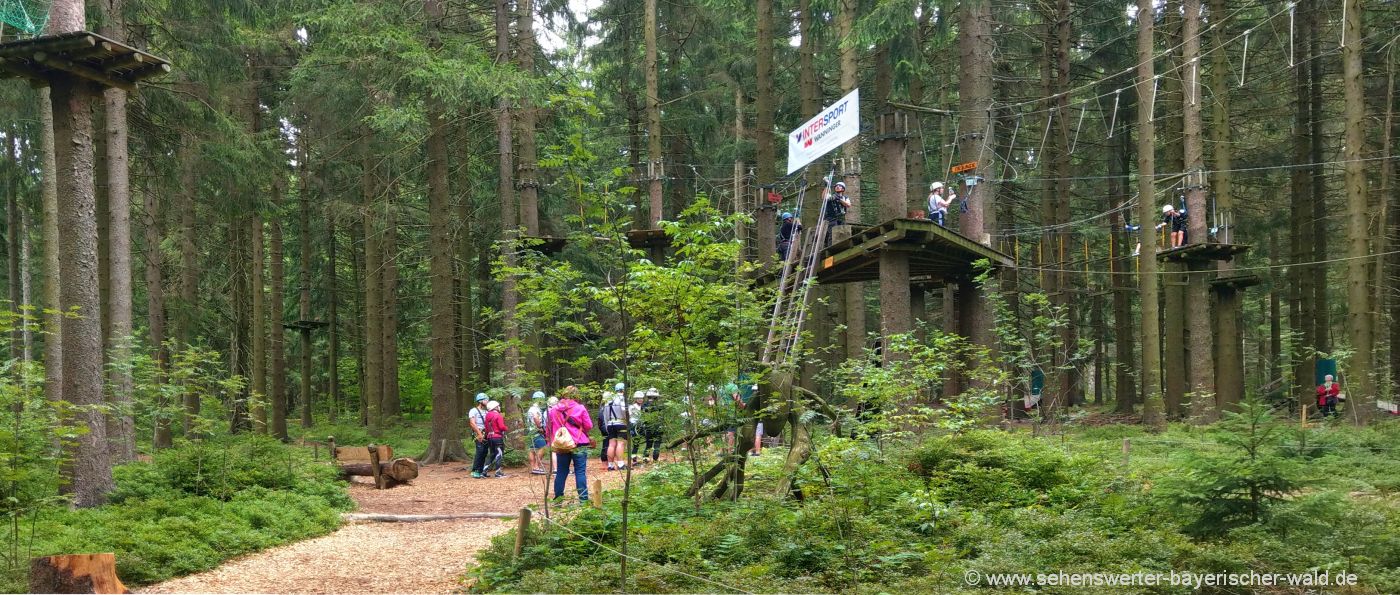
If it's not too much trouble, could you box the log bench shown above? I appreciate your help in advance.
[334,444,418,488]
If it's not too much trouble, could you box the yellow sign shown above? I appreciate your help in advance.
[951,161,978,174]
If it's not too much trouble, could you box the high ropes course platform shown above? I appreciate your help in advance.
[755,218,1014,289]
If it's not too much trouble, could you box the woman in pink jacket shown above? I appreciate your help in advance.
[546,386,595,502]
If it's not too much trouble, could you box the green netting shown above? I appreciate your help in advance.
[0,0,51,36]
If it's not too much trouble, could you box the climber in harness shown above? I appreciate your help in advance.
[777,212,802,261]
[1157,204,1187,248]
[926,181,957,227]
[823,180,851,247]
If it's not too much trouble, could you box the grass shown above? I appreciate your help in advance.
[469,415,1400,594]
[0,435,354,593]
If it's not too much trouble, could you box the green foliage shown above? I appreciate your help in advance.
[0,435,351,591]
[472,420,1400,594]
[1157,400,1308,536]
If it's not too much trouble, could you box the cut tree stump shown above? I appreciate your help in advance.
[337,457,419,487]
[29,553,129,594]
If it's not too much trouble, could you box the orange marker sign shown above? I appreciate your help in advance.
[950,161,978,174]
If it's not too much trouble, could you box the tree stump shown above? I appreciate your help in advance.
[29,554,128,594]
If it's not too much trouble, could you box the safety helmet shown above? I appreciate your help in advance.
[833,182,846,190]
[930,181,944,192]
[646,387,660,397]
[475,393,489,403]
[486,400,500,412]
[532,390,546,401]
[633,390,646,401]
[615,382,626,392]
[781,212,793,220]
[1162,204,1174,214]
[547,396,559,407]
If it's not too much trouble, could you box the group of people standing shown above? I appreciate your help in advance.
[465,383,665,504]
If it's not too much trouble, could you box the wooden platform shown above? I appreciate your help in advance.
[0,31,171,91]
[519,235,567,255]
[626,228,669,250]
[1156,242,1251,264]
[1210,273,1262,291]
[761,218,1013,286]
[283,320,329,331]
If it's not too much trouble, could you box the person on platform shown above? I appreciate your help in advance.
[823,181,852,247]
[1157,204,1186,248]
[926,181,957,227]
[1316,374,1341,417]
[777,212,802,261]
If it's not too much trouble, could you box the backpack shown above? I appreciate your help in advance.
[604,402,627,427]
[551,409,577,452]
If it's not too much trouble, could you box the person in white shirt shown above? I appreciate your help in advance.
[526,391,548,475]
[927,181,957,227]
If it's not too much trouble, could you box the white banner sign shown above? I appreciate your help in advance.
[786,89,860,174]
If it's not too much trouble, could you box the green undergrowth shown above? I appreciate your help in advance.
[1,435,353,592]
[470,416,1400,594]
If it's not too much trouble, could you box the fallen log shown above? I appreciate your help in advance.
[341,512,517,523]
[337,457,419,487]
[30,553,129,594]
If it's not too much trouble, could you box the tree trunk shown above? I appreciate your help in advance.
[338,458,419,484]
[326,196,340,424]
[362,135,383,434]
[298,130,315,429]
[251,214,267,433]
[39,87,62,407]
[178,132,199,432]
[644,0,663,225]
[1290,4,1315,410]
[1136,0,1165,430]
[422,0,469,464]
[1308,0,1328,357]
[516,0,540,237]
[269,181,288,441]
[753,0,776,270]
[1340,0,1373,423]
[837,0,865,363]
[381,183,400,421]
[956,0,998,380]
[497,0,521,397]
[1109,105,1136,413]
[142,165,170,449]
[1181,0,1216,423]
[52,67,116,505]
[8,139,21,360]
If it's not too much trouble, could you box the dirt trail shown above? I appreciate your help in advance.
[141,461,637,594]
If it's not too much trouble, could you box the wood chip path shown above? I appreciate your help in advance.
[141,460,643,594]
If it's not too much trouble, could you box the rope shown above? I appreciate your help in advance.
[529,506,757,594]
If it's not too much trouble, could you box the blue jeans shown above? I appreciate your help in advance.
[553,448,590,501]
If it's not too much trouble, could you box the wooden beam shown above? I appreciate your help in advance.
[66,41,116,61]
[32,51,133,91]
[0,34,95,58]
[0,60,47,86]
[97,51,146,71]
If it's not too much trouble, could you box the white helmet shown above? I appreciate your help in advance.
[930,181,944,192]
[1162,204,1174,214]
[486,400,500,412]
[646,387,660,397]
[633,390,646,401]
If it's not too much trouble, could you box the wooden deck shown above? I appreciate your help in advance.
[1156,242,1252,264]
[0,31,171,90]
[759,218,1013,286]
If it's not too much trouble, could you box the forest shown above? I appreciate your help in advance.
[0,0,1398,592]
